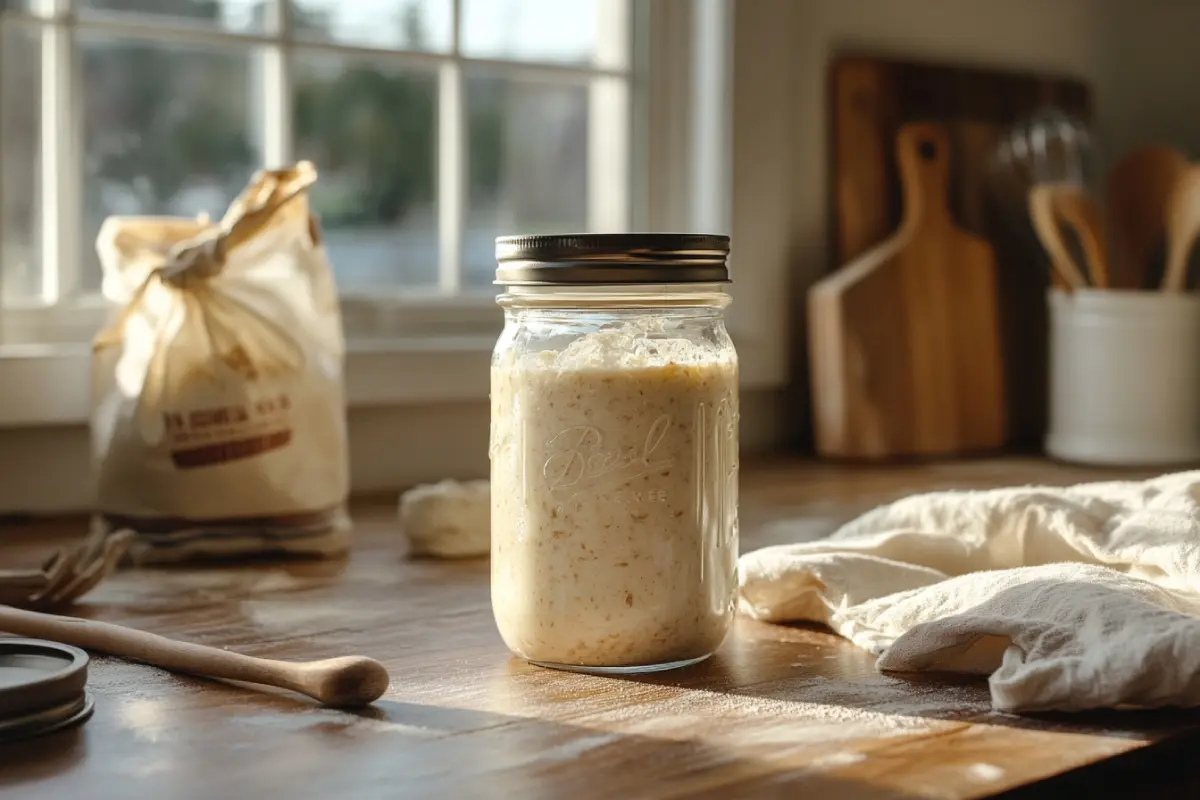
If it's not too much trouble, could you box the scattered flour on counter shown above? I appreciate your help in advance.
[244,598,394,632]
[753,673,991,721]
[968,763,1006,782]
[604,685,949,747]
[567,670,999,763]
[92,659,198,701]
[122,758,173,779]
[237,709,439,738]
[248,570,309,593]
[540,733,624,763]
[116,698,176,744]
[811,752,867,768]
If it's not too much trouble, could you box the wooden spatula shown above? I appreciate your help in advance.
[1028,184,1089,290]
[1163,166,1200,292]
[1051,185,1109,288]
[0,529,134,610]
[1106,146,1189,289]
[0,604,390,707]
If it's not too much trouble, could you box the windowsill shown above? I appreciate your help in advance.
[0,328,785,428]
[0,334,492,428]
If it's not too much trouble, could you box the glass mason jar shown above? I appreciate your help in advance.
[489,233,740,673]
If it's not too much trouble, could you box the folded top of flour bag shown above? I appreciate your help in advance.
[737,471,1200,713]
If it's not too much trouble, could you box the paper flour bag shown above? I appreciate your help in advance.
[90,162,351,563]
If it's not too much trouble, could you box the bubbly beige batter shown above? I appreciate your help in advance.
[490,324,739,668]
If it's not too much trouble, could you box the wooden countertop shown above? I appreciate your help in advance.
[2,458,1199,799]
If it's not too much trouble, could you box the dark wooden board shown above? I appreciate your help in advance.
[828,54,1092,449]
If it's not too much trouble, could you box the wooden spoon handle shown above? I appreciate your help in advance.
[1105,145,1188,290]
[1163,168,1200,292]
[0,605,390,707]
[1029,184,1089,290]
[1054,189,1110,288]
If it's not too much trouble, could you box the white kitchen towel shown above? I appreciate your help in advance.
[737,471,1200,713]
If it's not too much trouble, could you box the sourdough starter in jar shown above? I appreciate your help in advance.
[490,321,739,670]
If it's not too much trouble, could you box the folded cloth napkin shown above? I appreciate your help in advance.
[738,471,1200,713]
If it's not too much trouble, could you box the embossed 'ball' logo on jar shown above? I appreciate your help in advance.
[542,414,675,496]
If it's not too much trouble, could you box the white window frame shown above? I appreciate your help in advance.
[0,0,738,427]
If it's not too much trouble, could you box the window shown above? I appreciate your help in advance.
[0,0,741,427]
[0,0,632,327]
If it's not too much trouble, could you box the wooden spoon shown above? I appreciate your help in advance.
[1028,184,1089,290]
[1106,146,1188,289]
[0,605,390,708]
[1163,166,1200,292]
[1051,186,1109,288]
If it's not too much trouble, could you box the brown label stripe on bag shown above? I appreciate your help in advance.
[170,429,292,469]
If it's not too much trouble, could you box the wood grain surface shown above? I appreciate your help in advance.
[1,458,1198,800]
[827,55,1092,450]
[810,121,1006,459]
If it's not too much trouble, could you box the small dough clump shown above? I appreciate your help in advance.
[399,479,490,558]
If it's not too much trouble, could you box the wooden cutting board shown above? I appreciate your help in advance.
[811,55,1092,458]
[810,122,1005,458]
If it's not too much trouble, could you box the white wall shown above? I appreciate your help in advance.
[1096,0,1200,158]
[768,0,1200,173]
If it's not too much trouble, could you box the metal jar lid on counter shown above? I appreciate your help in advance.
[0,638,94,742]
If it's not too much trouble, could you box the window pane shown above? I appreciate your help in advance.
[1,24,42,304]
[81,0,265,33]
[461,0,597,65]
[80,36,260,293]
[294,53,438,290]
[292,0,451,52]
[465,75,588,287]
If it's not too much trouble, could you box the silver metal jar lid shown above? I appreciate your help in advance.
[495,233,731,285]
[0,638,94,743]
